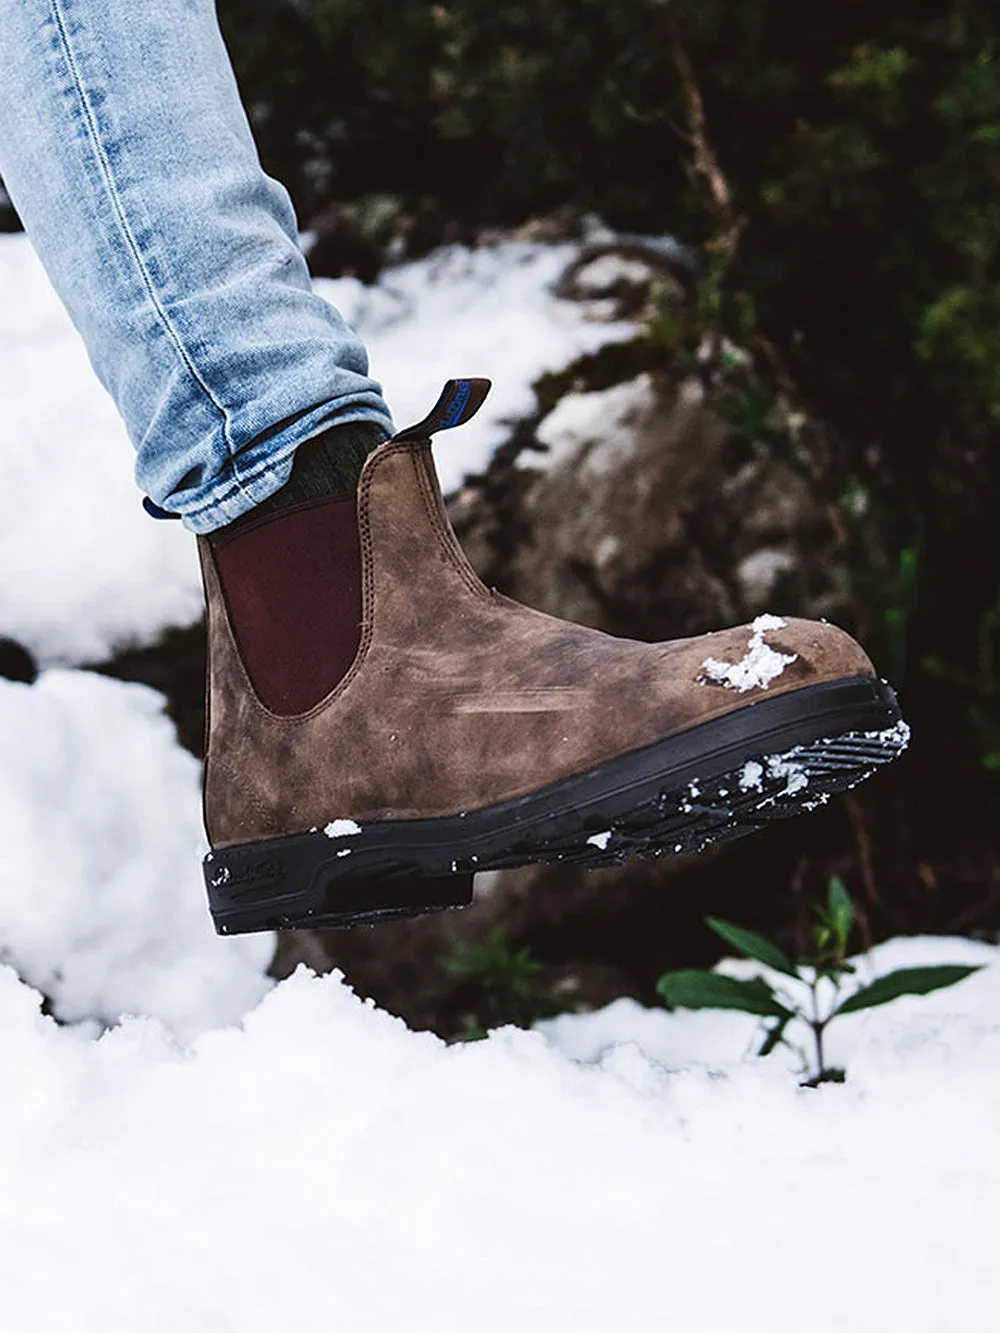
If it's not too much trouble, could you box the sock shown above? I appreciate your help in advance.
[209,419,388,544]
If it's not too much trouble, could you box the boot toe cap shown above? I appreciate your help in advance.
[682,614,875,703]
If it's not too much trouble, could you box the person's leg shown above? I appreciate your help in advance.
[0,0,392,533]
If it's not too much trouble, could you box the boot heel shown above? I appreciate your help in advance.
[204,841,474,935]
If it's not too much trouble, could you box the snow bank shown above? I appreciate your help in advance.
[0,670,271,1038]
[0,235,637,666]
[0,237,202,666]
[2,938,999,1333]
[0,666,994,1330]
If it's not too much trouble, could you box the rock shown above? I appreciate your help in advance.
[481,370,738,636]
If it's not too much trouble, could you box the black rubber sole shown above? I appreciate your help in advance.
[205,675,908,934]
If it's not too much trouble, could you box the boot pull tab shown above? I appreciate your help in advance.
[391,378,492,443]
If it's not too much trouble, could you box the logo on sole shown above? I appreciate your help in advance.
[211,860,284,891]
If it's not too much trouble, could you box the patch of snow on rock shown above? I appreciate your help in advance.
[571,252,657,296]
[736,548,797,613]
[529,373,657,474]
[319,242,641,493]
[700,614,798,693]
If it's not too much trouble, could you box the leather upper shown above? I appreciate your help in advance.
[200,437,875,848]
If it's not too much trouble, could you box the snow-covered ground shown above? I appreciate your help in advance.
[2,873,998,1332]
[0,237,201,666]
[3,664,998,1332]
[2,235,997,1332]
[0,234,636,666]
[0,669,270,1039]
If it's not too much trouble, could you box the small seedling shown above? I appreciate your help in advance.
[656,877,982,1085]
[441,926,544,1037]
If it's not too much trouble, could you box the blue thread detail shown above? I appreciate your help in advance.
[439,380,472,429]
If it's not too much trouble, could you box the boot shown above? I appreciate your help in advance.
[199,380,908,934]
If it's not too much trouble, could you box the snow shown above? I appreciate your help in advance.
[570,251,657,294]
[868,718,911,750]
[0,237,202,667]
[701,612,799,692]
[0,670,272,1039]
[0,934,999,1331]
[586,830,612,850]
[0,661,992,1329]
[528,372,656,473]
[320,243,640,493]
[765,752,810,796]
[736,546,797,610]
[323,818,361,839]
[561,934,999,1086]
[0,235,638,666]
[2,230,995,1332]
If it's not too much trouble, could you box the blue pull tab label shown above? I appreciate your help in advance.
[391,378,492,443]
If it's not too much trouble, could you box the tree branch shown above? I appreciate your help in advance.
[665,13,743,262]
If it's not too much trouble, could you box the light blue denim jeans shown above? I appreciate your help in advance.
[0,0,394,532]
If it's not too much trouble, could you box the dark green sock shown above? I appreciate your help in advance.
[212,419,387,542]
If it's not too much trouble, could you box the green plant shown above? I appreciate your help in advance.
[441,927,545,1038]
[656,878,981,1085]
[882,542,922,684]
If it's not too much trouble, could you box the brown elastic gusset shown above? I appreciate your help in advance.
[208,493,362,715]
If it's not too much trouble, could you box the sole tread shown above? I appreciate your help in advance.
[206,681,909,934]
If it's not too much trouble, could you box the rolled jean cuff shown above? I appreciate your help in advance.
[168,396,395,534]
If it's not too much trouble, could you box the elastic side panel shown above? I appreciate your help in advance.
[211,495,362,714]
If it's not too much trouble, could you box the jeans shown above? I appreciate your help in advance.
[0,0,393,533]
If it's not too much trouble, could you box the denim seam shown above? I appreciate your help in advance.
[181,408,383,521]
[47,0,242,473]
[183,454,294,522]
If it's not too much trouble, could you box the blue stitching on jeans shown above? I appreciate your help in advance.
[47,0,238,460]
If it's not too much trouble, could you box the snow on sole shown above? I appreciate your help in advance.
[205,675,908,934]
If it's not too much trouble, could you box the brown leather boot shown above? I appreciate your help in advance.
[199,380,908,934]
